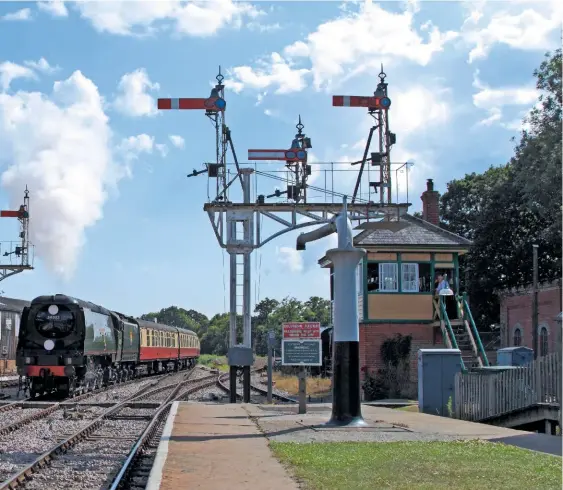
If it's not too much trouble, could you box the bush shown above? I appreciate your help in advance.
[362,334,413,401]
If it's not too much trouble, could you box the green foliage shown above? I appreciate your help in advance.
[363,334,412,401]
[446,395,454,418]
[140,306,207,334]
[439,49,562,329]
[140,295,331,356]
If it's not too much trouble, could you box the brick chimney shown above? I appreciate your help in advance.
[421,178,440,225]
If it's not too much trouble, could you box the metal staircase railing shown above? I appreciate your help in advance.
[434,298,466,373]
[460,293,490,367]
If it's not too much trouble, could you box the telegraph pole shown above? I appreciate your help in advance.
[532,244,539,358]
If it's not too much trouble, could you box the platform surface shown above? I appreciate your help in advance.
[148,402,561,490]
[147,402,300,490]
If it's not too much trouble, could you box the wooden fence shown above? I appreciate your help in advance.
[455,352,561,422]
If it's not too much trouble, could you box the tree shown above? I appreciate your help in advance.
[141,296,332,356]
[439,49,562,328]
[140,306,206,334]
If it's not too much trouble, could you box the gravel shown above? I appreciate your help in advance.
[0,367,219,487]
[23,418,149,490]
[0,406,106,482]
[0,407,48,429]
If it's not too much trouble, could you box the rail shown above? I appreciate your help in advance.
[454,352,562,422]
[439,300,466,372]
[0,367,200,489]
[461,293,489,366]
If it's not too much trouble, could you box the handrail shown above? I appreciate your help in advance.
[455,296,482,368]
[462,293,489,366]
[440,299,466,372]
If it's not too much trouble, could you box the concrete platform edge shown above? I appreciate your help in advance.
[146,401,180,490]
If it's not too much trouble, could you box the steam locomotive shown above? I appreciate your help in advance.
[16,294,200,397]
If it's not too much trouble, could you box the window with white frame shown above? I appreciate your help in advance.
[401,263,419,292]
[356,259,363,295]
[378,263,398,292]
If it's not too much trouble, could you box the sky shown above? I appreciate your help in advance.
[0,0,560,319]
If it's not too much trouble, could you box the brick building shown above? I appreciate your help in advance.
[318,179,491,393]
[498,281,562,356]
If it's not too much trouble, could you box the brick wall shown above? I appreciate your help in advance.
[359,323,443,387]
[420,179,440,226]
[499,283,562,355]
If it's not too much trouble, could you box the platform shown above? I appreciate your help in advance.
[147,402,562,489]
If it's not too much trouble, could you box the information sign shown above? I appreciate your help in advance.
[281,322,322,366]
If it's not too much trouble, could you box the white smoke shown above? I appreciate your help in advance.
[0,70,115,279]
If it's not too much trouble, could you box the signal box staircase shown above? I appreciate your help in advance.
[433,293,490,372]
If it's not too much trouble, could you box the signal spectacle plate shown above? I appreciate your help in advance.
[381,97,391,108]
[285,151,296,159]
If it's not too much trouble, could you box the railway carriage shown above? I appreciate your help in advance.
[16,294,200,397]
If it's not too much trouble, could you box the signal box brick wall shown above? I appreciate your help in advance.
[359,323,443,387]
[499,283,562,355]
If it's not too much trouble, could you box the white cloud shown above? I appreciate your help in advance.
[169,135,185,149]
[228,1,458,94]
[75,0,262,37]
[226,52,309,95]
[117,134,168,172]
[37,1,68,18]
[156,143,168,157]
[1,8,32,21]
[472,70,537,127]
[24,58,59,74]
[462,1,561,63]
[276,246,304,273]
[0,62,36,91]
[0,71,117,279]
[113,68,160,117]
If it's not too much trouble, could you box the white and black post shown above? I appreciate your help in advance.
[326,198,366,426]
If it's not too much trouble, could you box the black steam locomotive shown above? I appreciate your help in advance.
[16,294,200,397]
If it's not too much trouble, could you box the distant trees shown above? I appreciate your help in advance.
[439,49,562,328]
[141,295,331,356]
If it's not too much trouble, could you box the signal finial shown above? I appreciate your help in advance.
[216,66,224,85]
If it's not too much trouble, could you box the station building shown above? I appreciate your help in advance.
[318,179,496,393]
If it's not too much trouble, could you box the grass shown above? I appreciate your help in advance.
[270,440,562,490]
[197,354,228,372]
[397,404,419,412]
[272,373,332,396]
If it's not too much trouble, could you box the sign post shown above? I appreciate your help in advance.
[282,322,322,414]
[267,331,275,403]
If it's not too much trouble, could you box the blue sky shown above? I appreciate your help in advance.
[0,0,560,318]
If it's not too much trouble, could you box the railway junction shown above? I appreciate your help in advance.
[0,64,560,489]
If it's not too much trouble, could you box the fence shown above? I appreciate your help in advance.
[455,352,561,422]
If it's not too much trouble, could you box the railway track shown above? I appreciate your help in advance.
[0,366,295,490]
[0,367,218,490]
[0,371,177,437]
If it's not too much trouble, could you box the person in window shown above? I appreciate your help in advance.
[434,274,444,294]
